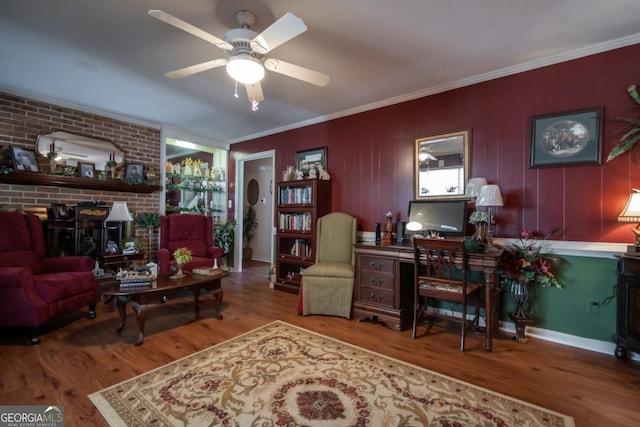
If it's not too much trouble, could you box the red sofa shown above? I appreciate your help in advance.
[0,211,100,344]
[157,214,224,275]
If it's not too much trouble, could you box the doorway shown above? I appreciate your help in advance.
[235,150,275,273]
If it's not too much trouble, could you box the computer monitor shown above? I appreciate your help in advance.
[407,199,468,237]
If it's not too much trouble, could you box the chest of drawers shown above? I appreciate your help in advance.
[353,249,412,331]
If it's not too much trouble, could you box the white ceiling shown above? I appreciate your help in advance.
[1,0,639,147]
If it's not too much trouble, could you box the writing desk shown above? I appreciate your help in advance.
[353,241,502,351]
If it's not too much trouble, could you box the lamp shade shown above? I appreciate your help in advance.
[105,201,133,222]
[618,190,640,222]
[465,177,488,198]
[226,54,265,85]
[476,184,504,207]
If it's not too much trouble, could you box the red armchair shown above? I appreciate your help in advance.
[157,214,224,275]
[0,211,100,344]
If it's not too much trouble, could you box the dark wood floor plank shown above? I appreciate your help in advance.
[0,260,638,426]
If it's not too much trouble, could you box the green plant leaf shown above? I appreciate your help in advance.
[607,133,640,161]
[606,83,640,162]
[627,84,640,105]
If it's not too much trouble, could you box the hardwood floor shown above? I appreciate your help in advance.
[1,260,638,426]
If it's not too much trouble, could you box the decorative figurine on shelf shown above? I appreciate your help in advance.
[171,247,192,279]
[317,164,331,180]
[296,169,304,180]
[382,210,393,245]
[308,166,317,179]
[165,160,173,173]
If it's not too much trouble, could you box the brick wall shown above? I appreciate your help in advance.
[0,92,162,256]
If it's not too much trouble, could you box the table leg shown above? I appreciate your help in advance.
[194,289,201,312]
[211,288,223,320]
[484,270,496,351]
[115,296,128,332]
[130,300,148,346]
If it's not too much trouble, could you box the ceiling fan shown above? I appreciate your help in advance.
[148,9,330,110]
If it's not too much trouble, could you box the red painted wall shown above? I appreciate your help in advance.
[230,43,640,243]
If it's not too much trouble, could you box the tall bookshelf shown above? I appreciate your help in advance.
[275,178,331,293]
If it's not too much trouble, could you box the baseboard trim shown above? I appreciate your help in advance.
[428,307,638,360]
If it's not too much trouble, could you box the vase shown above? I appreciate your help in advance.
[508,278,534,343]
[48,158,57,174]
[472,223,486,243]
[170,263,185,279]
[109,166,116,180]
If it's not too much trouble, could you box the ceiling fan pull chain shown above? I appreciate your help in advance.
[234,80,239,98]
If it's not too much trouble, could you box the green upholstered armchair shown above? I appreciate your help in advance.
[300,212,357,318]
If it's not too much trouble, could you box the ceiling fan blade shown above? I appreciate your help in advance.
[164,59,227,79]
[264,58,329,87]
[250,13,307,54]
[245,82,264,102]
[148,10,233,51]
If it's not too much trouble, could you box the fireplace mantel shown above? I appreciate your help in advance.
[0,171,161,194]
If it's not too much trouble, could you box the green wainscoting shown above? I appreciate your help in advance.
[499,255,618,342]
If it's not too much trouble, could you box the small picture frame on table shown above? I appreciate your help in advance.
[78,162,95,178]
[106,240,119,254]
[51,203,70,220]
[530,107,603,168]
[124,162,145,184]
[296,147,327,176]
[11,147,39,172]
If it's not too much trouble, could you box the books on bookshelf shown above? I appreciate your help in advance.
[289,239,312,257]
[279,185,312,204]
[278,213,312,231]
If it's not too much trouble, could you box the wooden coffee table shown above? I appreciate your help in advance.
[102,271,229,346]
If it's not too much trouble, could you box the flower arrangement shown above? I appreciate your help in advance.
[173,247,192,265]
[468,210,488,225]
[500,229,563,288]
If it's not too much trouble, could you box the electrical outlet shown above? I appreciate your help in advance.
[586,299,600,314]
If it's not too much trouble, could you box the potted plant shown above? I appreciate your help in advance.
[134,212,161,262]
[214,220,236,268]
[242,205,258,260]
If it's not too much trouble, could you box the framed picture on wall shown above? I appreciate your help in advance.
[124,162,145,184]
[530,107,603,168]
[11,147,39,172]
[78,162,95,178]
[296,147,327,176]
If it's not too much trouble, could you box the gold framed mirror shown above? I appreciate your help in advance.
[35,130,125,170]
[414,129,470,199]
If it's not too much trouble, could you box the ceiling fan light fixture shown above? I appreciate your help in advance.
[226,54,264,85]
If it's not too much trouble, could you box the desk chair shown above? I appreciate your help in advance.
[412,237,480,351]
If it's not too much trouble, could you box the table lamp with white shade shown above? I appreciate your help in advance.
[465,177,488,200]
[475,184,503,246]
[105,201,133,252]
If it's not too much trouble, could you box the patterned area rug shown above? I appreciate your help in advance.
[89,321,574,426]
